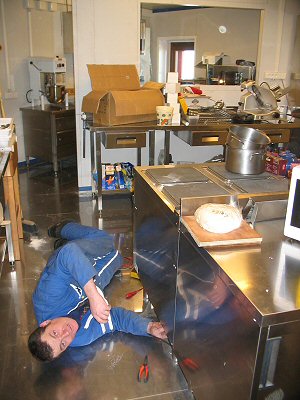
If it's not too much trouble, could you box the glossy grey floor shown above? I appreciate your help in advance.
[0,163,194,400]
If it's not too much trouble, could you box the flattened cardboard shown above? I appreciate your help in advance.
[82,64,165,126]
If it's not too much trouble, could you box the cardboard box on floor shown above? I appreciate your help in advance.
[82,65,165,125]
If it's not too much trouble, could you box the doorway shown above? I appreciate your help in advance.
[158,37,196,82]
[170,41,195,81]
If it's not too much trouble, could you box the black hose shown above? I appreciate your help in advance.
[26,89,32,103]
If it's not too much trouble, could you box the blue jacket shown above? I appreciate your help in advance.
[33,242,150,347]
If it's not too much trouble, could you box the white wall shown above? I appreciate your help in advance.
[0,0,74,161]
[73,0,142,189]
[73,0,300,189]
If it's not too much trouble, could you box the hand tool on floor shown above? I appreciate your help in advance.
[130,270,140,280]
[180,357,200,371]
[138,355,149,382]
[122,256,134,270]
[125,287,143,299]
[161,342,199,372]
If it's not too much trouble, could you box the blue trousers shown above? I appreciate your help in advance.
[60,222,123,290]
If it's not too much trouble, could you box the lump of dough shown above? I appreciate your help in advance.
[194,203,242,234]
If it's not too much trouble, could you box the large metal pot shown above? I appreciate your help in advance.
[225,145,266,174]
[226,125,271,150]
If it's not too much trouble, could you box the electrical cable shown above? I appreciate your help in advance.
[260,81,271,89]
[280,78,291,109]
[26,89,32,103]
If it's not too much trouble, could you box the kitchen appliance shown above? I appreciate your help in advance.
[284,165,300,241]
[195,63,255,85]
[28,56,66,104]
[238,81,278,118]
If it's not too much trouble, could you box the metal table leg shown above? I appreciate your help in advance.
[137,148,142,166]
[95,132,103,215]
[90,130,96,197]
[164,130,171,165]
[148,130,155,166]
[50,114,59,177]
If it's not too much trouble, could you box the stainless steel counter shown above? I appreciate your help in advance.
[20,105,76,175]
[136,163,289,211]
[208,219,300,326]
[134,163,300,399]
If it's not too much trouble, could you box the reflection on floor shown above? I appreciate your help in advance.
[0,163,194,400]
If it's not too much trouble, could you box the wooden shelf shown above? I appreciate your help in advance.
[3,141,23,261]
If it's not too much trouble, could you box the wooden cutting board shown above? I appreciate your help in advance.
[182,216,262,247]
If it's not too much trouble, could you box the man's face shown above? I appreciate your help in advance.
[40,317,79,359]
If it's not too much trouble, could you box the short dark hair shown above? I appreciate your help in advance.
[28,326,54,362]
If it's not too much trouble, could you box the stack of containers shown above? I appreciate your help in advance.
[165,72,181,125]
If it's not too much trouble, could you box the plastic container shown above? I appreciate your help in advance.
[156,106,173,126]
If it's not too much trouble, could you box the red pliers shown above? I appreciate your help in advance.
[138,355,149,382]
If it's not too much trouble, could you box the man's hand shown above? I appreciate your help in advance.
[147,321,167,340]
[84,279,111,324]
[89,293,111,324]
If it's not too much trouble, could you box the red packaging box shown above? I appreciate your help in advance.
[265,153,287,176]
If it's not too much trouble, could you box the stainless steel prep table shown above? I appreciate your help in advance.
[172,119,300,147]
[20,105,76,175]
[133,163,300,399]
[87,119,300,212]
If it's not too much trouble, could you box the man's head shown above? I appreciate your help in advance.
[28,317,79,361]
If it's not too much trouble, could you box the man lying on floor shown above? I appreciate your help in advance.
[28,221,167,362]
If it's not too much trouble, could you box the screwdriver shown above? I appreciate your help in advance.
[125,287,143,299]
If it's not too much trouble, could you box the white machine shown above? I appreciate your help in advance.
[28,56,66,105]
[238,80,278,118]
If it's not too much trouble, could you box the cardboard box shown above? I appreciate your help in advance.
[166,93,178,104]
[168,103,180,113]
[265,153,287,176]
[82,65,165,125]
[167,72,178,83]
[165,83,181,93]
